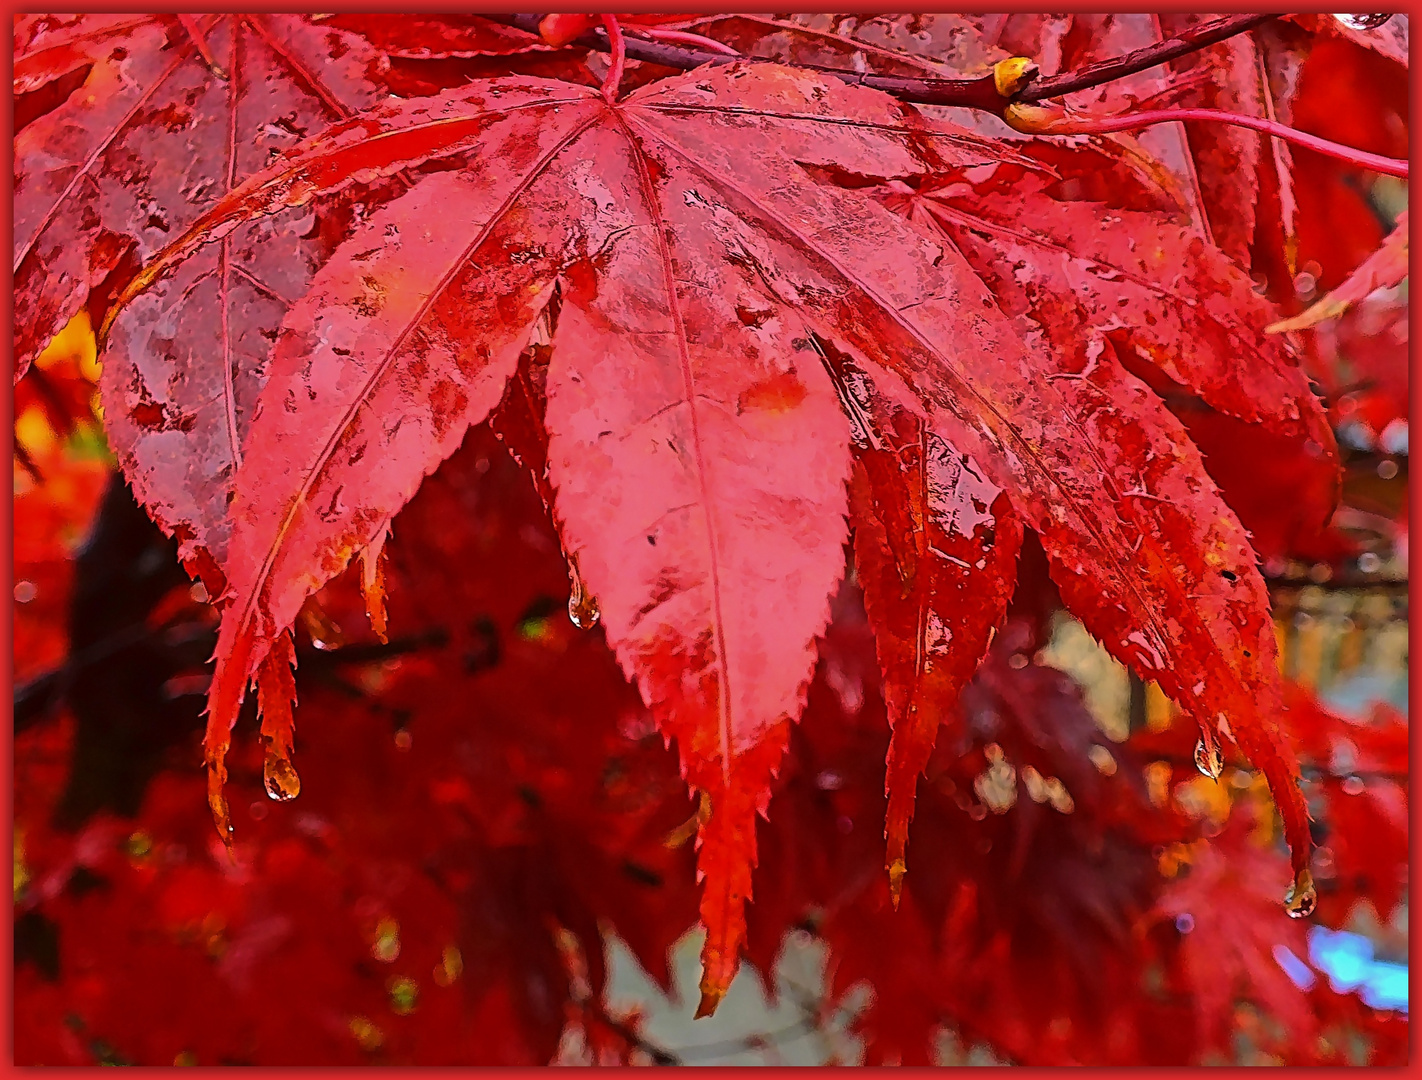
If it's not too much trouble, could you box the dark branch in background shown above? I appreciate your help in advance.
[484,13,1278,111]
[14,625,450,733]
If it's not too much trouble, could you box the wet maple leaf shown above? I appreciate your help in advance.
[89,57,1334,1010]
[14,13,392,601]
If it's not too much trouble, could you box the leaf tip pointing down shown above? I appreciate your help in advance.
[203,626,302,840]
[205,758,235,848]
[888,858,907,910]
[361,529,391,644]
[694,983,726,1020]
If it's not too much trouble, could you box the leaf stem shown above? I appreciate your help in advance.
[600,14,626,103]
[1006,105,1409,178]
[634,27,740,57]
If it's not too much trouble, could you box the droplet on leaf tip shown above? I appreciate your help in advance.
[1285,870,1317,918]
[263,752,302,802]
[566,554,600,629]
[1193,735,1224,780]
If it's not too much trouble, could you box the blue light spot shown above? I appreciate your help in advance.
[1272,944,1316,990]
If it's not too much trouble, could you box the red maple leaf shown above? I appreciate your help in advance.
[19,13,1404,1029]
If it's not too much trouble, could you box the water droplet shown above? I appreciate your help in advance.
[1377,458,1398,480]
[126,830,152,858]
[1358,551,1382,574]
[263,752,302,802]
[13,580,37,603]
[393,729,412,751]
[1285,870,1317,918]
[1341,774,1365,796]
[1194,733,1224,780]
[566,554,600,629]
[1332,13,1392,30]
[1175,913,1195,934]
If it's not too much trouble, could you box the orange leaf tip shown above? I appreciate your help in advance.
[888,858,907,909]
[695,983,726,1019]
[206,764,235,846]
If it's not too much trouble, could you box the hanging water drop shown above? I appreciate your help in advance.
[1193,733,1224,780]
[264,751,302,802]
[1332,13,1392,30]
[566,553,600,629]
[1285,869,1317,919]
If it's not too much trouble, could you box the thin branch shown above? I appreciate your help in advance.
[636,27,740,57]
[13,626,451,732]
[483,12,1278,113]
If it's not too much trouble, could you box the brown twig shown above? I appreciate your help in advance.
[483,13,1277,113]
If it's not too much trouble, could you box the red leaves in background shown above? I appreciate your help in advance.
[12,10,1407,1055]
